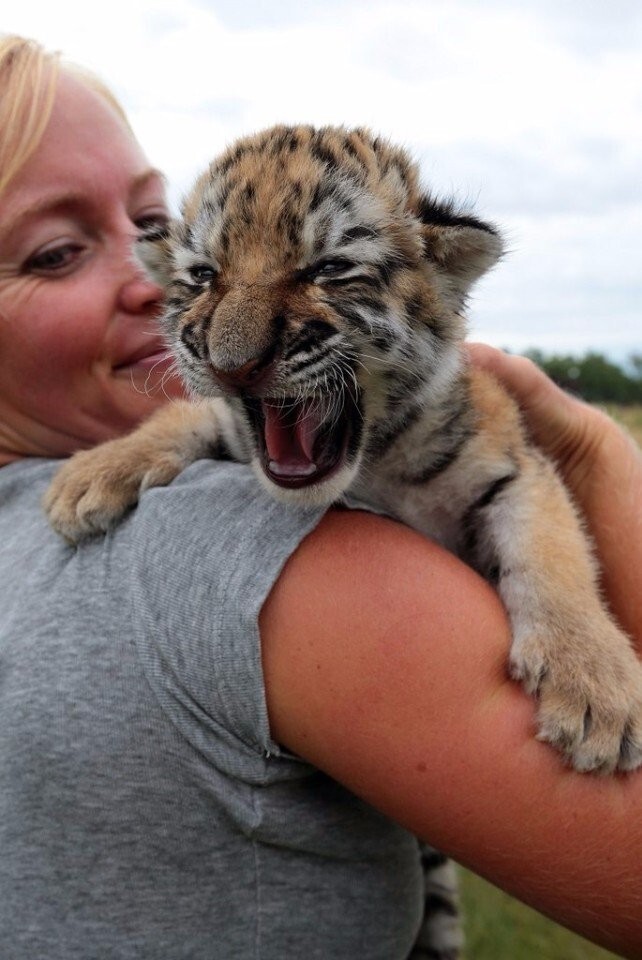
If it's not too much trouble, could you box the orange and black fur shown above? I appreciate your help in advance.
[46,125,642,959]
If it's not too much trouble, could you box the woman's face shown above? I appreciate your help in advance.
[0,71,184,463]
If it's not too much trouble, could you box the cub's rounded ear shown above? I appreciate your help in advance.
[135,221,175,287]
[418,194,504,298]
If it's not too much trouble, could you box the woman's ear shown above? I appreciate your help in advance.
[418,194,504,300]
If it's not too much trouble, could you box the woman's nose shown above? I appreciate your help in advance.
[118,269,164,315]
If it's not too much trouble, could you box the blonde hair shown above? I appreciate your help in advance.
[0,34,131,198]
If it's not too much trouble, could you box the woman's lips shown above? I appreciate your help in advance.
[113,347,174,377]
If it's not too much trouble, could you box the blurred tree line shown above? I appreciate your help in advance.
[521,350,642,404]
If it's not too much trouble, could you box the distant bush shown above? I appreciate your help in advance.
[521,350,642,404]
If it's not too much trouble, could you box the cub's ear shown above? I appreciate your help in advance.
[135,222,176,287]
[418,194,503,299]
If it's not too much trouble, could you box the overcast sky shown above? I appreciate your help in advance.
[5,0,641,359]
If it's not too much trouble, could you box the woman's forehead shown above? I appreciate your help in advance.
[0,73,164,242]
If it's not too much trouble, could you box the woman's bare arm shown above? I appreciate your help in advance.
[260,365,642,957]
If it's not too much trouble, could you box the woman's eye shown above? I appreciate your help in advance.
[188,263,217,284]
[23,243,84,275]
[135,213,170,236]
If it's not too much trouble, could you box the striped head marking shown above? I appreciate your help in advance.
[138,125,503,505]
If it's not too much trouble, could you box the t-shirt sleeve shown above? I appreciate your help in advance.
[125,459,325,782]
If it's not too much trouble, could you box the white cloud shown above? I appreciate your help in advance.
[4,0,641,357]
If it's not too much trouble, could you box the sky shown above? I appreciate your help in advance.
[5,0,641,359]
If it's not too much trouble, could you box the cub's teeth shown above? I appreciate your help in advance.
[269,460,317,477]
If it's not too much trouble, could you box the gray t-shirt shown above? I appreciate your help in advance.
[0,457,424,959]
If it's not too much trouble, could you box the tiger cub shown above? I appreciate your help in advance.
[46,124,642,774]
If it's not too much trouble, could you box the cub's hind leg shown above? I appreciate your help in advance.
[409,845,463,960]
[468,446,642,773]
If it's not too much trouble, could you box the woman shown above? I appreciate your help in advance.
[1,34,641,959]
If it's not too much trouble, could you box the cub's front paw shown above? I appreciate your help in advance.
[510,623,642,774]
[43,440,185,544]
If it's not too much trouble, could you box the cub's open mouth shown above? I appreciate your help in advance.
[246,392,359,489]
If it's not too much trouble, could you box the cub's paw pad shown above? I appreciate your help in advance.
[511,631,642,774]
[43,447,184,544]
[536,699,642,774]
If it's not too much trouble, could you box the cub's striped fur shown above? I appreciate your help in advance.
[46,125,642,958]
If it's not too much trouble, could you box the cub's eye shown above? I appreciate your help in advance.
[304,258,356,282]
[188,263,217,284]
[315,259,354,276]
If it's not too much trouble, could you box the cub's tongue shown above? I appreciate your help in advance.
[262,400,322,478]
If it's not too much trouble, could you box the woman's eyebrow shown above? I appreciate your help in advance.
[133,167,168,193]
[1,168,168,242]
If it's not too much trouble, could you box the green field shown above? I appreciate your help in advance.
[459,868,622,959]
[457,405,641,960]
[605,404,642,446]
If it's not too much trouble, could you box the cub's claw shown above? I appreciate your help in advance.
[43,443,186,544]
[510,624,642,775]
[43,400,221,544]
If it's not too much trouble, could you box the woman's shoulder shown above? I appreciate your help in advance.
[131,457,326,577]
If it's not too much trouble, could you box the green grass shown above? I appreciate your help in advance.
[459,868,622,959]
[603,404,642,447]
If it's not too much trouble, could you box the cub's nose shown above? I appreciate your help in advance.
[211,347,277,391]
[213,358,263,389]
